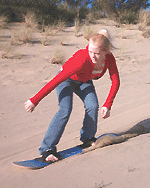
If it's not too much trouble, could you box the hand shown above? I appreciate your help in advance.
[24,100,35,113]
[101,107,110,119]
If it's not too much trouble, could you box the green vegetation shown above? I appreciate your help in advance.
[0,0,150,60]
[91,0,150,24]
[0,0,150,25]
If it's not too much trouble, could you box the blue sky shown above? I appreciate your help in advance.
[147,0,150,10]
[88,1,150,10]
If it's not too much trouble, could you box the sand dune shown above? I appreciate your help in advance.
[0,22,150,188]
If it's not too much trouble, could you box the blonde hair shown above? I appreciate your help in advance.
[99,29,110,40]
[90,29,115,50]
[90,33,110,50]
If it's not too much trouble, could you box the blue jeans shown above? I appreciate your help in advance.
[39,78,99,154]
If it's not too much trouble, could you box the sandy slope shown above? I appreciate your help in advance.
[0,23,150,188]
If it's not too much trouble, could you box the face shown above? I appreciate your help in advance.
[88,40,108,64]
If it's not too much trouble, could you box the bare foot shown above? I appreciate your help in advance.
[40,154,58,162]
[91,142,95,147]
[45,154,58,162]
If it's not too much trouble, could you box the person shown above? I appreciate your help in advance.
[24,29,120,162]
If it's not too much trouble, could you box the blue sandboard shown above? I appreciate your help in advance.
[13,133,118,169]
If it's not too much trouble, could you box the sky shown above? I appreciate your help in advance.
[87,1,150,10]
[147,0,150,10]
[148,0,150,10]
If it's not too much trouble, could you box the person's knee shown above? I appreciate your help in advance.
[86,102,99,112]
[59,105,72,118]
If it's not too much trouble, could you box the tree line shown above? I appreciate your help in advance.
[0,0,150,24]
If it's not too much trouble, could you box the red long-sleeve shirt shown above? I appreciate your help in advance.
[30,45,120,109]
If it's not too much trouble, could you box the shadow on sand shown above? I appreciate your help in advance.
[83,118,150,153]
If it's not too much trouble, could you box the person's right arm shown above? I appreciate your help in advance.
[24,51,84,112]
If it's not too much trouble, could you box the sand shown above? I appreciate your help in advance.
[0,22,150,188]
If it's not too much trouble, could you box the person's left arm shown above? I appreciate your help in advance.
[102,53,120,111]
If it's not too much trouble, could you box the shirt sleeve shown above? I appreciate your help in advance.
[30,51,84,106]
[102,53,120,110]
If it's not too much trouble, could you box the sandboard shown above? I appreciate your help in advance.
[13,133,118,169]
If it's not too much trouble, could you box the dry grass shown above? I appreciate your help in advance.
[60,36,66,46]
[44,24,57,36]
[56,20,66,31]
[41,33,54,46]
[2,43,14,59]
[139,10,150,28]
[41,24,58,46]
[11,24,34,45]
[51,50,66,64]
[74,18,81,37]
[0,15,8,29]
[82,25,98,41]
[119,42,127,61]
[1,40,24,59]
[41,34,48,46]
[97,18,119,27]
[2,53,23,60]
[0,29,5,43]
[22,11,39,30]
[85,12,96,25]
[41,21,66,46]
[138,10,150,38]
[142,29,150,38]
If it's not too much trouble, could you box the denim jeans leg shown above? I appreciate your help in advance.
[39,79,73,154]
[74,80,99,142]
